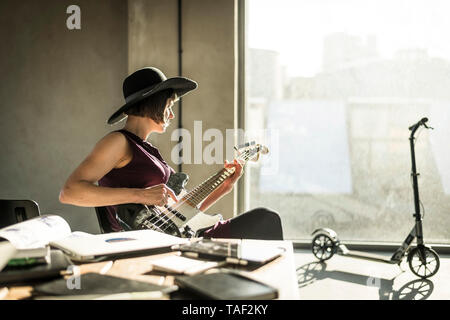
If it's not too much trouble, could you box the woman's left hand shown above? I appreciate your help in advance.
[222,159,244,192]
[198,159,245,212]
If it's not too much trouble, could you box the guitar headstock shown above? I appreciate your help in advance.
[234,141,269,163]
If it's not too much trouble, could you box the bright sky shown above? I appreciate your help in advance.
[248,0,450,77]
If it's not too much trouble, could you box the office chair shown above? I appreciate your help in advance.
[0,199,41,229]
[95,206,115,234]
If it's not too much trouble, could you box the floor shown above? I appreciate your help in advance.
[294,249,450,300]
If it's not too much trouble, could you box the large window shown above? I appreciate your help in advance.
[244,0,450,243]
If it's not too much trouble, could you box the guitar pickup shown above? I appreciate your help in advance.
[164,205,187,221]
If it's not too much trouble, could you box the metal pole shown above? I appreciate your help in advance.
[177,0,183,173]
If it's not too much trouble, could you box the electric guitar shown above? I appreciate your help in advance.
[115,142,269,238]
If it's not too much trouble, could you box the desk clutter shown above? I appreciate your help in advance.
[0,249,71,285]
[172,239,286,266]
[174,271,278,300]
[32,272,178,300]
[0,216,283,300]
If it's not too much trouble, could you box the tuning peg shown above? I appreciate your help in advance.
[235,141,256,150]
[259,145,269,154]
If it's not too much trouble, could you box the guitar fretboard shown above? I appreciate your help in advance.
[181,167,236,207]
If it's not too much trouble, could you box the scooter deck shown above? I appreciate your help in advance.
[342,249,396,264]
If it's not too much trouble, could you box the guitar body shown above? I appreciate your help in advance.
[116,172,222,238]
[115,201,222,238]
[163,200,223,237]
[167,199,223,236]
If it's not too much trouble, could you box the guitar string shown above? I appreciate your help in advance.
[171,149,252,209]
[160,171,233,232]
[143,150,250,232]
[141,166,234,230]
[158,150,251,233]
[174,148,254,208]
[143,169,231,232]
[144,149,253,233]
[146,150,249,227]
[143,168,235,232]
[178,170,228,207]
[180,168,233,206]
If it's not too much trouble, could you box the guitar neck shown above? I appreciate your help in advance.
[181,166,238,208]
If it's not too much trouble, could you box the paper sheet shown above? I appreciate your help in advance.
[0,215,71,250]
[0,241,17,272]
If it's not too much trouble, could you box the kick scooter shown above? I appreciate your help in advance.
[311,117,440,279]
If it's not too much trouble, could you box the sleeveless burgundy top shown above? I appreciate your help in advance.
[98,129,174,231]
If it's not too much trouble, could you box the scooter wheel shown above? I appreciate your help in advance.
[408,246,440,279]
[312,234,336,261]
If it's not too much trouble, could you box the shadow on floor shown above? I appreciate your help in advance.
[297,262,434,300]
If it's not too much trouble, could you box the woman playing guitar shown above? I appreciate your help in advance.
[59,67,283,240]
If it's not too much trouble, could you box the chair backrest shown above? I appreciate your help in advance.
[95,206,114,234]
[0,199,41,229]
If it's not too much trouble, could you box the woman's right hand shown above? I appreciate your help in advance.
[139,184,178,206]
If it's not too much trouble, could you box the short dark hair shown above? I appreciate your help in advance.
[125,89,175,123]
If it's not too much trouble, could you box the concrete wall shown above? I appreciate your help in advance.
[127,0,179,181]
[0,0,238,233]
[0,0,128,233]
[182,0,238,218]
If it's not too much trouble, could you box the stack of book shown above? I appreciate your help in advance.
[6,245,51,268]
[0,216,73,285]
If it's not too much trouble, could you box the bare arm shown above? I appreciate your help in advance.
[198,184,232,212]
[59,132,176,207]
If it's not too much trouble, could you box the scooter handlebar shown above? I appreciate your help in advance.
[409,117,429,131]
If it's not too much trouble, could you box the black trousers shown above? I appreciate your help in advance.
[199,207,284,241]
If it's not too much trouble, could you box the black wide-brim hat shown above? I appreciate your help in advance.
[108,67,198,125]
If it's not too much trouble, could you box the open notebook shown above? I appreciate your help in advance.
[0,215,189,267]
[51,229,188,262]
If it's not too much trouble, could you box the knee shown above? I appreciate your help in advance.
[248,207,283,239]
[251,207,282,224]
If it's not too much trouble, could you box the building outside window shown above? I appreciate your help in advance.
[244,0,450,243]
